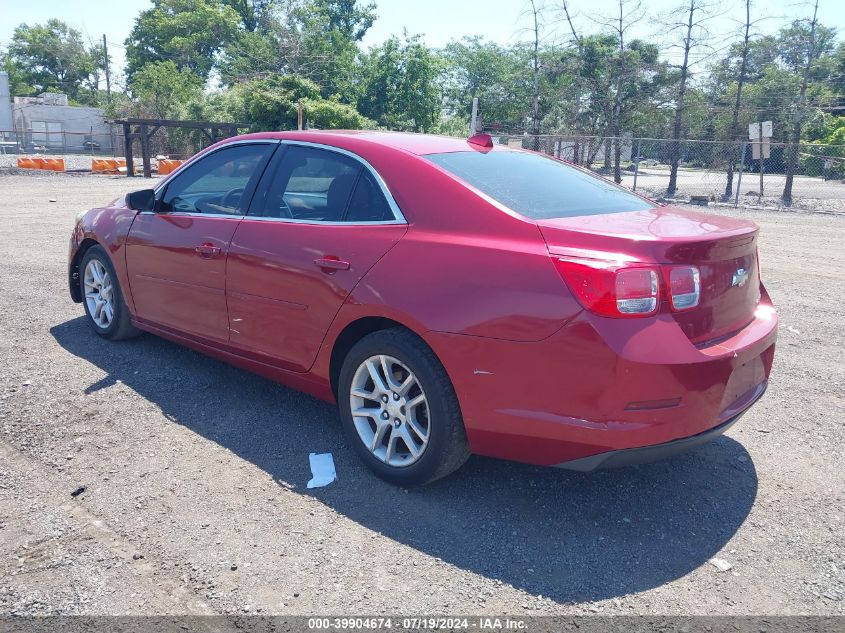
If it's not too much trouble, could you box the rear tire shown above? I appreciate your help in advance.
[79,245,141,341]
[338,328,470,486]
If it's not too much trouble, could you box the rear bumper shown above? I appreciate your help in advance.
[424,296,777,467]
[554,382,763,471]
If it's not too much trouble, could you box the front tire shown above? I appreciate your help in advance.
[338,328,470,486]
[79,245,140,341]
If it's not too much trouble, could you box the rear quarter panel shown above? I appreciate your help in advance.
[335,146,583,341]
[310,147,584,398]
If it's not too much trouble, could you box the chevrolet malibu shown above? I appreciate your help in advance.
[68,131,777,485]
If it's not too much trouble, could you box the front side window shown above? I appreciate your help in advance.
[160,143,274,215]
[425,150,655,220]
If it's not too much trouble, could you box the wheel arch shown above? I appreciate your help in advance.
[69,238,102,303]
[328,315,427,400]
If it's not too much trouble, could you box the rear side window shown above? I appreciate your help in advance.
[425,150,655,219]
[260,145,359,221]
[256,145,396,222]
[346,171,394,222]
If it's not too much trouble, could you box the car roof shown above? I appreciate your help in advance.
[227,130,508,156]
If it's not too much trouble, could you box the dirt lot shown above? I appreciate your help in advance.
[0,171,842,616]
[628,168,845,214]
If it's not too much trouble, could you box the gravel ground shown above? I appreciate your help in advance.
[0,171,843,616]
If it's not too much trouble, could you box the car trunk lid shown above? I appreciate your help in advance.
[538,207,761,343]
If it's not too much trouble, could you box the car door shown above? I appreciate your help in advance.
[125,141,277,342]
[226,143,407,372]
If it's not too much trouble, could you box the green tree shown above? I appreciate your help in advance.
[664,0,718,195]
[219,0,377,101]
[124,0,241,81]
[222,0,275,31]
[554,33,669,167]
[208,74,372,130]
[291,0,377,101]
[777,2,836,203]
[359,33,441,132]
[302,97,374,129]
[308,0,377,41]
[1,55,33,98]
[440,37,532,131]
[218,29,287,85]
[129,60,204,118]
[6,20,96,101]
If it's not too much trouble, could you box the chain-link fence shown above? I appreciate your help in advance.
[2,124,844,212]
[0,124,222,171]
[0,128,122,156]
[135,126,219,161]
[495,134,845,213]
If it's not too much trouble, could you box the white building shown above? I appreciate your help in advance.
[0,72,13,139]
[0,73,115,152]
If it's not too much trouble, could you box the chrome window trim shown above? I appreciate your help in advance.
[137,211,243,219]
[146,139,281,217]
[269,139,407,224]
[146,138,406,225]
[241,216,407,226]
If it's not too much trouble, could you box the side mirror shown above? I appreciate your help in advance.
[126,188,157,212]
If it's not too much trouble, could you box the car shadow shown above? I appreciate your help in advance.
[51,317,757,604]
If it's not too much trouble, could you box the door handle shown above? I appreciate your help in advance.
[194,243,222,257]
[314,256,350,272]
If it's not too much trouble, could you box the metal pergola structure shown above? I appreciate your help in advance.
[112,118,251,178]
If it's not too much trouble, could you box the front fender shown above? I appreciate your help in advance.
[67,196,139,314]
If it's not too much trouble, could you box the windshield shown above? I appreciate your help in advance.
[425,150,655,220]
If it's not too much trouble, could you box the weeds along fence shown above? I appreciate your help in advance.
[497,134,845,213]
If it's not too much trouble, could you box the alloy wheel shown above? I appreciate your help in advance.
[349,354,430,467]
[83,258,114,330]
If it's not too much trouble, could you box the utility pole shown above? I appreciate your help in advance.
[527,0,542,151]
[102,35,112,104]
[757,122,764,198]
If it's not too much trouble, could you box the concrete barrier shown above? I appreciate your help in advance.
[42,158,65,172]
[92,158,126,173]
[17,157,44,169]
[16,157,64,171]
[157,159,184,175]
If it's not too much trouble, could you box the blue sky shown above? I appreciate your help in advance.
[1,0,842,89]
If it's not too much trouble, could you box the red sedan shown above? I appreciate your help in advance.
[68,131,777,485]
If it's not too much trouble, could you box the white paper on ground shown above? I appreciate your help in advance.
[307,452,337,488]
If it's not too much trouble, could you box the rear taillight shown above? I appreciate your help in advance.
[617,268,659,314]
[553,256,701,318]
[553,258,660,318]
[665,265,700,311]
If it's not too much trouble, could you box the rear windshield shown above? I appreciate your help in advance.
[425,150,655,219]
